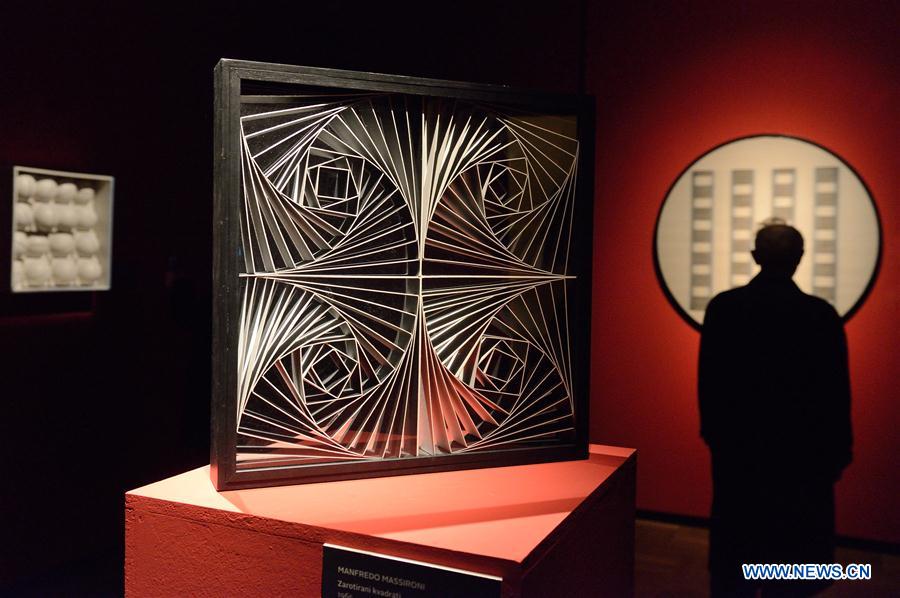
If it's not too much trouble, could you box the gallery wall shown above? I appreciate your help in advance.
[584,2,898,544]
[1,1,896,589]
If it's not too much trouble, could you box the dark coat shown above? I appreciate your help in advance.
[698,272,852,594]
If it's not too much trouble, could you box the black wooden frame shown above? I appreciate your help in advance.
[212,59,595,490]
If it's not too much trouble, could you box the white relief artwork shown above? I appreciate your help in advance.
[10,166,113,293]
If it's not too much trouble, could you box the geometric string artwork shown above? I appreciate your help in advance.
[239,96,578,463]
[213,61,592,488]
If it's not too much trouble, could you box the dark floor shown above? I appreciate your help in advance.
[636,519,900,597]
[3,519,898,596]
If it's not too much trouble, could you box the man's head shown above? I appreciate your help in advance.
[751,219,804,277]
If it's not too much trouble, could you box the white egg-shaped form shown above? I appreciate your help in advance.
[24,256,51,286]
[51,256,78,285]
[16,174,36,199]
[75,204,98,229]
[56,204,78,231]
[77,256,102,284]
[12,260,24,287]
[34,203,58,232]
[74,230,100,256]
[75,187,95,205]
[13,231,28,259]
[56,182,78,203]
[25,235,50,257]
[49,232,76,256]
[14,202,34,230]
[34,178,58,202]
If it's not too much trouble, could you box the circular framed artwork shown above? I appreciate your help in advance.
[654,134,881,328]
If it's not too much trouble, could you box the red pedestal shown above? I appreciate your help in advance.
[125,445,636,597]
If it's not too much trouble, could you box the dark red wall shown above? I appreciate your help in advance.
[585,2,899,543]
[1,1,897,589]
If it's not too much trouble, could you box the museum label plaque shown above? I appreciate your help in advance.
[322,544,501,598]
[212,59,594,489]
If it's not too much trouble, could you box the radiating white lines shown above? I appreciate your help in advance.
[234,94,580,470]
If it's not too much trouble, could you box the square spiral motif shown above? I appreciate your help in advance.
[214,62,591,487]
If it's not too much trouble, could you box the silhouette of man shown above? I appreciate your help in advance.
[699,220,852,597]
